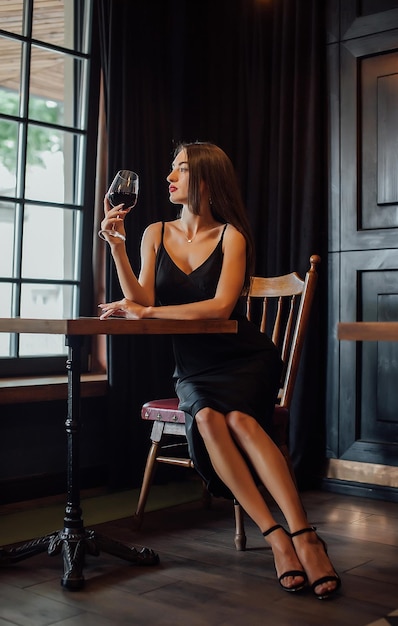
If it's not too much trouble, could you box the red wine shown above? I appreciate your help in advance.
[108,191,137,208]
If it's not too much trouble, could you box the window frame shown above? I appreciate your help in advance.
[0,0,100,377]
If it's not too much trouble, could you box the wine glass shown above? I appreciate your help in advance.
[98,169,139,241]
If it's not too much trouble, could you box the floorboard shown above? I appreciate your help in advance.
[1,489,398,625]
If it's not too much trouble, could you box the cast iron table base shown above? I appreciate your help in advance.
[0,334,159,589]
[0,529,159,590]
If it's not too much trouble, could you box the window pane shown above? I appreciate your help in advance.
[0,282,13,316]
[0,333,11,358]
[22,205,78,280]
[19,332,66,357]
[0,201,17,277]
[20,282,75,318]
[29,46,65,121]
[0,1,24,36]
[32,0,66,48]
[31,0,88,52]
[31,1,92,53]
[29,47,87,129]
[0,36,21,108]
[0,283,12,357]
[0,118,18,197]
[25,125,82,204]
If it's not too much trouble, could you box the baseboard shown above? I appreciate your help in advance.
[322,477,398,502]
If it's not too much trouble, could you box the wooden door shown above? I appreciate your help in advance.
[327,0,398,500]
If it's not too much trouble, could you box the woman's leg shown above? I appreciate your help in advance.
[226,411,340,596]
[195,407,305,589]
[225,411,307,529]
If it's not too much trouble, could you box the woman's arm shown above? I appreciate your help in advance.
[99,226,246,320]
[100,195,161,306]
[109,222,161,306]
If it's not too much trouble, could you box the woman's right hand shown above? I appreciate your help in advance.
[99,195,130,244]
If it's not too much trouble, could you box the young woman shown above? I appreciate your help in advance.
[99,141,340,599]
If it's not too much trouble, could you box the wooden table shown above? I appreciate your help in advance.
[338,322,398,341]
[0,317,237,589]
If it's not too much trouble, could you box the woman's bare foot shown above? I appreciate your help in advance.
[262,524,307,592]
[290,527,341,599]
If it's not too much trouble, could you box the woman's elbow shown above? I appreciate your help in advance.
[212,302,235,320]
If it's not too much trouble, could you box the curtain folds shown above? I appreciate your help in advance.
[97,0,327,489]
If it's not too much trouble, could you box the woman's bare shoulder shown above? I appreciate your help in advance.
[142,221,163,243]
[224,223,246,245]
[142,220,178,250]
[144,221,162,235]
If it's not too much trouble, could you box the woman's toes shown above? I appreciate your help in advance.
[313,579,337,596]
[279,572,306,591]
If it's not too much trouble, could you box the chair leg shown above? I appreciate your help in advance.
[233,499,246,551]
[201,481,212,510]
[132,440,159,529]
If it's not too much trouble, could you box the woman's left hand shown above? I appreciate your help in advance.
[98,298,145,320]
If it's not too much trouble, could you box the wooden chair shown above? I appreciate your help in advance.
[133,255,321,550]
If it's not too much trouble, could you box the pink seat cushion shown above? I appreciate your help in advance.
[141,398,185,424]
[141,398,289,447]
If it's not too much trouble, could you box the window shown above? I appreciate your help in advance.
[0,0,98,376]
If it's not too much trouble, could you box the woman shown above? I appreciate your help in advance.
[99,141,340,599]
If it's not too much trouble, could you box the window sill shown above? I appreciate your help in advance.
[0,373,108,404]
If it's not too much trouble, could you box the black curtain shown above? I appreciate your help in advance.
[98,0,327,489]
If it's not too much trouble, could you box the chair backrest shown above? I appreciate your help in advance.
[246,255,320,409]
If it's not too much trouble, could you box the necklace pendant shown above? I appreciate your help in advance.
[187,238,192,243]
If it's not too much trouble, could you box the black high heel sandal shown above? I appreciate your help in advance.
[290,527,341,600]
[262,524,308,593]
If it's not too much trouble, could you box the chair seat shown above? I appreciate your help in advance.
[142,398,185,424]
[142,397,289,446]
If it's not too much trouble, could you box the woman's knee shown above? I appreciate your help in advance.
[226,411,259,441]
[195,407,224,437]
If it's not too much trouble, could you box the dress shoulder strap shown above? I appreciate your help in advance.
[219,223,228,243]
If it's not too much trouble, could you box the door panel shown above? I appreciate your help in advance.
[361,272,398,438]
[340,32,398,251]
[338,251,398,465]
[362,54,398,229]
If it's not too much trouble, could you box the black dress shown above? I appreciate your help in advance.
[155,222,282,498]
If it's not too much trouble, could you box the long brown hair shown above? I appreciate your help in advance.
[174,141,255,291]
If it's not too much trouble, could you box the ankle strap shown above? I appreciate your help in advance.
[290,526,316,538]
[262,524,284,538]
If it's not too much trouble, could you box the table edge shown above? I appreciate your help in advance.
[0,317,238,335]
[338,322,398,341]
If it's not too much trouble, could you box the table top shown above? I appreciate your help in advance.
[338,322,398,341]
[0,317,238,336]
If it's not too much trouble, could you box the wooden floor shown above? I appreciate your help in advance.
[0,488,398,625]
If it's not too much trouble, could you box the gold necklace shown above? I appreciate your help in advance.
[181,219,216,242]
[181,223,196,243]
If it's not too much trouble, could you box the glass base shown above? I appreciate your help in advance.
[98,229,126,242]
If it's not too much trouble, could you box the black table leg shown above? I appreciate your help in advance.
[0,334,159,590]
